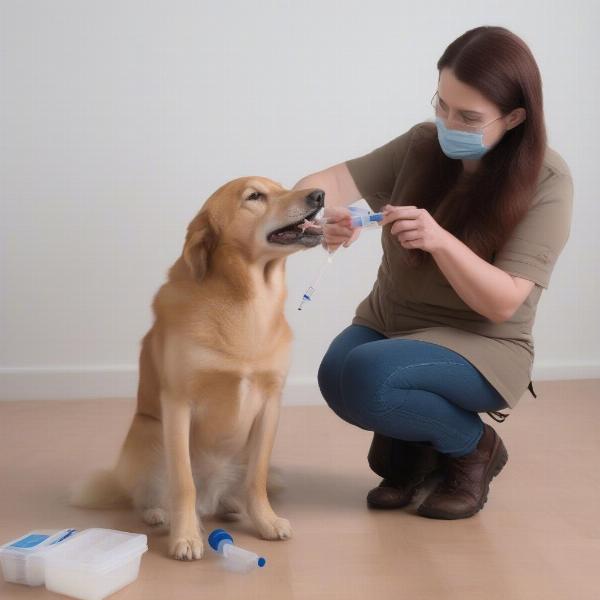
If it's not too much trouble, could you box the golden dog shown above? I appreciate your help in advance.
[70,177,324,560]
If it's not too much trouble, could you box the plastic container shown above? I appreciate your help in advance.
[0,528,78,586]
[44,528,147,600]
[0,528,147,600]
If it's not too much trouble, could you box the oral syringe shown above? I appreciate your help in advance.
[208,528,266,573]
[303,211,384,230]
[297,206,383,311]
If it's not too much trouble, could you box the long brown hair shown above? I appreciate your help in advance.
[399,26,546,268]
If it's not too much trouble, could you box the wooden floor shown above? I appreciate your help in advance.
[0,379,598,600]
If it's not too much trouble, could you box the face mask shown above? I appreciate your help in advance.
[435,116,489,160]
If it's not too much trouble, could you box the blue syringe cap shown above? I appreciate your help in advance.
[208,528,233,552]
[350,213,383,228]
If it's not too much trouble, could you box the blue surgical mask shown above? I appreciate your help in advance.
[435,117,489,160]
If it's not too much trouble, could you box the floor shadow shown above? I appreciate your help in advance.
[267,464,445,516]
[267,464,378,510]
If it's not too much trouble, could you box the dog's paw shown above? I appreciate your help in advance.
[256,517,293,541]
[143,507,168,526]
[169,535,204,560]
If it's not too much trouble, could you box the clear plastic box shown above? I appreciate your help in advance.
[0,528,147,600]
[0,528,78,586]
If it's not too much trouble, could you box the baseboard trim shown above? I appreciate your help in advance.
[1,363,599,402]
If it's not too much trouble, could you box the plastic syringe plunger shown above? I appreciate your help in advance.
[309,210,384,230]
[349,212,383,228]
[208,529,266,573]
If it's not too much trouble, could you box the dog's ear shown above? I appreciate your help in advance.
[183,212,217,283]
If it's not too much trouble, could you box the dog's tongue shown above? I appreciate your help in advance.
[272,229,301,241]
[298,218,322,232]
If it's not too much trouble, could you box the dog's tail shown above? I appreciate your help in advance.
[68,469,131,509]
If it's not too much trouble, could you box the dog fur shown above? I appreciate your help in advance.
[69,177,324,560]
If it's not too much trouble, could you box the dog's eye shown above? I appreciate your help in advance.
[246,192,264,201]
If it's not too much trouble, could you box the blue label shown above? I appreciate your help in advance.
[10,534,49,548]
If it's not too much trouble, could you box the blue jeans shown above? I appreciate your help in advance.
[317,325,509,458]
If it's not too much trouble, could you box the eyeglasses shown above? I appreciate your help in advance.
[431,91,504,133]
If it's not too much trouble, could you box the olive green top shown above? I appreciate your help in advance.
[345,122,573,408]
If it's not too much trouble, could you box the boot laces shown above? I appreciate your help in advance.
[486,410,509,423]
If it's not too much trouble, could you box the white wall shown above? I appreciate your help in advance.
[1,0,598,401]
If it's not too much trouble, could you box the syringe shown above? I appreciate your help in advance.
[306,211,384,229]
[297,207,383,310]
[297,246,339,311]
[208,528,266,573]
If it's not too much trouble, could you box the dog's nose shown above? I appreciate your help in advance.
[305,189,325,209]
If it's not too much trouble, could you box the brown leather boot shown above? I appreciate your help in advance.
[416,423,508,519]
[366,433,442,509]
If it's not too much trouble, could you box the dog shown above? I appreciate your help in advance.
[69,176,325,560]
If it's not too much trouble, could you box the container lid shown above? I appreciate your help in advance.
[0,529,78,558]
[42,528,148,574]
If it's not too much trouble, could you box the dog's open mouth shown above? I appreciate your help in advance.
[267,207,323,246]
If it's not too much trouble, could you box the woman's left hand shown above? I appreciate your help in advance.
[380,204,450,254]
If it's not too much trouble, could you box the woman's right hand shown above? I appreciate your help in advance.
[321,206,362,251]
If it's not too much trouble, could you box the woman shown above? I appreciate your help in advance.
[291,26,573,519]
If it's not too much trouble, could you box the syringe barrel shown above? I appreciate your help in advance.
[221,542,266,572]
[350,213,383,228]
